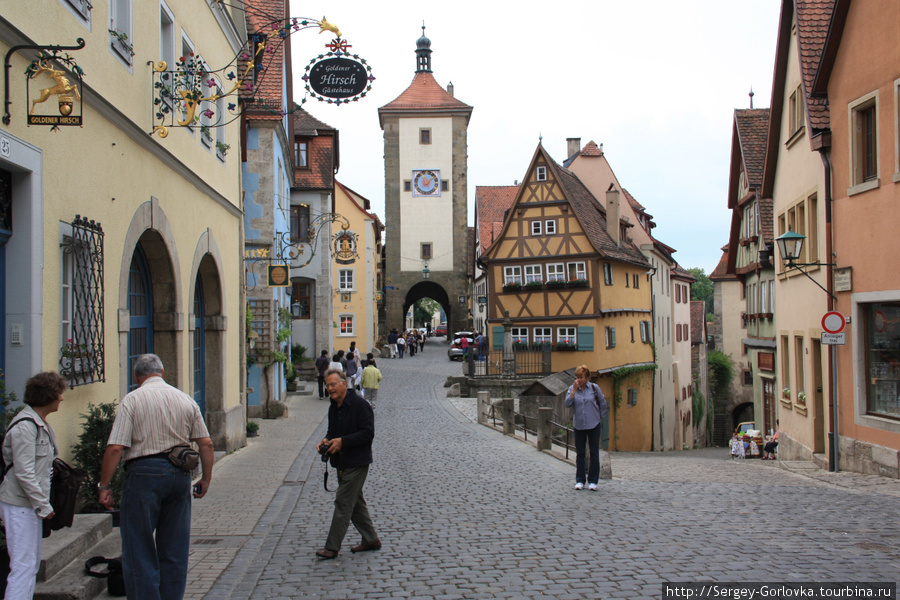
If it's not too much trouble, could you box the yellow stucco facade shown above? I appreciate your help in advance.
[1,1,247,456]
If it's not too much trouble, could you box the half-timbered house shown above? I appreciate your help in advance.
[480,144,655,451]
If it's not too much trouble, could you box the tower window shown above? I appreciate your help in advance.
[421,243,432,260]
[441,180,449,191]
[403,181,411,192]
[536,166,547,181]
[420,128,431,145]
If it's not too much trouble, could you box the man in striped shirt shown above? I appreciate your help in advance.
[98,354,213,600]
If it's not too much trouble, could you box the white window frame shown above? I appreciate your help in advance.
[511,327,529,346]
[159,2,176,109]
[567,261,586,282]
[338,314,355,336]
[338,268,355,291]
[557,327,576,345]
[533,327,552,345]
[545,220,556,235]
[536,166,547,181]
[503,266,522,285]
[109,0,134,66]
[546,263,565,282]
[524,264,542,284]
[605,326,616,348]
[603,262,613,285]
[61,0,92,25]
[848,90,880,194]
[894,77,900,182]
[60,224,75,346]
[531,221,542,236]
[640,320,651,343]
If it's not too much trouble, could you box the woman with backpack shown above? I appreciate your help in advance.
[564,365,608,492]
[0,371,66,600]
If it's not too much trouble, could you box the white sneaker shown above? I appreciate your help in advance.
[574,482,584,490]
[588,483,598,491]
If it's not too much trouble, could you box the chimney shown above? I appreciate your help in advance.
[566,137,581,159]
[447,81,454,97]
[606,184,621,245]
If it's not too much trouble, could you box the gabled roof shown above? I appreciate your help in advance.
[293,107,335,136]
[795,0,835,130]
[476,186,518,251]
[377,72,472,127]
[709,246,737,281]
[734,109,770,192]
[243,0,291,122]
[690,301,707,345]
[672,265,696,283]
[811,0,851,95]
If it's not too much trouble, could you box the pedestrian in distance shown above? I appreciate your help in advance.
[98,354,214,600]
[0,371,66,600]
[418,331,425,353]
[397,334,406,359]
[344,350,359,391]
[459,334,469,361]
[564,365,608,491]
[329,353,344,373]
[360,359,383,409]
[315,369,381,559]
[387,329,398,359]
[315,349,330,400]
[407,332,416,357]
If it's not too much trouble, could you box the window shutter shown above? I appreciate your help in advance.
[577,326,593,351]
[492,326,504,350]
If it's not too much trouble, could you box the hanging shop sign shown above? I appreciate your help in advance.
[302,39,374,105]
[333,229,358,264]
[3,39,86,128]
[267,264,290,287]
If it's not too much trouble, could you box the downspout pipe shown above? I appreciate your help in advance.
[817,138,838,472]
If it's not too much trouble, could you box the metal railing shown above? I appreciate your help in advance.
[467,347,552,378]
[482,398,573,457]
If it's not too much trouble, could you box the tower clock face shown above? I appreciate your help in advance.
[412,169,441,197]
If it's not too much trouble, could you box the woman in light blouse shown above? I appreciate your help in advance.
[564,365,608,491]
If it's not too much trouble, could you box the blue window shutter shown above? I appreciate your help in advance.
[577,326,593,351]
[493,326,505,350]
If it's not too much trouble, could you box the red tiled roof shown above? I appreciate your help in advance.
[549,155,649,267]
[672,264,696,282]
[796,0,835,130]
[243,0,291,122]
[709,247,737,281]
[580,141,603,156]
[690,301,706,345]
[476,186,518,252]
[293,107,335,136]
[378,72,472,127]
[735,109,769,189]
[293,105,337,190]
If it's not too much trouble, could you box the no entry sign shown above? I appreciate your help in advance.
[822,311,845,334]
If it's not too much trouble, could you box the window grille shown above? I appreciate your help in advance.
[60,215,105,387]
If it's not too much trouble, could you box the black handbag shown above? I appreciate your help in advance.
[85,556,126,596]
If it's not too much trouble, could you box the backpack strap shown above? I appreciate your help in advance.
[2,417,39,479]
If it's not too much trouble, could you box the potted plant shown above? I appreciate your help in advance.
[72,402,124,524]
[284,361,297,392]
[797,391,807,403]
[524,280,545,290]
[545,279,567,289]
[567,278,590,288]
[502,282,522,293]
[246,420,259,437]
[782,387,791,399]
[555,340,578,351]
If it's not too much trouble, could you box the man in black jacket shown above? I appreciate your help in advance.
[315,369,380,559]
[315,350,330,399]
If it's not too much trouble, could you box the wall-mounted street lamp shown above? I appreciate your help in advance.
[290,301,306,318]
[775,230,836,301]
[422,263,430,279]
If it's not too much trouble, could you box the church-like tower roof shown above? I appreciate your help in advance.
[378,29,472,128]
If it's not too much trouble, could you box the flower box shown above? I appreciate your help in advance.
[523,281,545,290]
[555,342,578,351]
[502,283,522,293]
[545,280,567,289]
[567,279,589,288]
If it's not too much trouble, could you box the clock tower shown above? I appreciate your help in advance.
[378,29,473,334]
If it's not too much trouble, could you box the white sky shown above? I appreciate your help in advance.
[288,0,781,274]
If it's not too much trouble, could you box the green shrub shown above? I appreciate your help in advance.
[71,402,124,511]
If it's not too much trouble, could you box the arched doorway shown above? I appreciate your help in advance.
[731,401,754,431]
[127,245,154,391]
[193,274,205,415]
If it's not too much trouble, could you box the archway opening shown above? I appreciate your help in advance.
[404,281,451,335]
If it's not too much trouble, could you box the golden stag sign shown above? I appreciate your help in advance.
[29,59,81,116]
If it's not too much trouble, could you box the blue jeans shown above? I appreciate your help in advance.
[120,457,192,600]
[574,424,601,485]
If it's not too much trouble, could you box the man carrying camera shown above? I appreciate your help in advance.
[315,369,380,559]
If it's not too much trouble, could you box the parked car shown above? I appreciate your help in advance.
[434,324,448,337]
[447,331,475,361]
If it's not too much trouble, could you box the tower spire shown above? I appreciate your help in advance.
[415,23,432,73]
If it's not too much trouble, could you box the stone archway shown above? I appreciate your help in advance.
[118,198,183,398]
[403,281,451,330]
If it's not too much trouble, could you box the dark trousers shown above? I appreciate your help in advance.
[574,424,601,485]
[325,466,378,551]
[317,375,326,398]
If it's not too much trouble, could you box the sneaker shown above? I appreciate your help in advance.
[588,483,598,491]
[574,482,584,490]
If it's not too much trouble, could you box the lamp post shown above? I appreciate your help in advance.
[422,263,430,279]
[774,229,840,472]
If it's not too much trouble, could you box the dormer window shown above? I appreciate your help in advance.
[536,166,547,181]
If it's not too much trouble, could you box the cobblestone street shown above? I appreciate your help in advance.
[196,343,900,600]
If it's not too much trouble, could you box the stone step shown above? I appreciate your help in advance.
[38,514,112,583]
[34,530,121,600]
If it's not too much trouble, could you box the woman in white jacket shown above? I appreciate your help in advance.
[0,371,66,600]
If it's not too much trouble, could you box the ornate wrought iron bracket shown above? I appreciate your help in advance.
[3,38,86,126]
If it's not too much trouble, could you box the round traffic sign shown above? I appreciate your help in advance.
[822,311,845,334]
